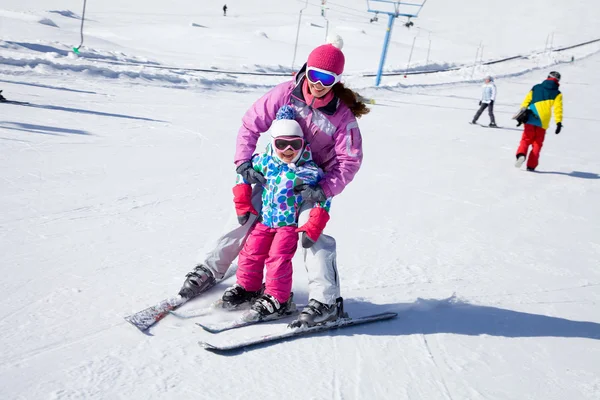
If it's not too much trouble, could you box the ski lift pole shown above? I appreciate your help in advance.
[375,14,396,86]
[73,0,87,54]
[291,0,309,71]
[426,38,431,65]
[470,42,482,79]
[368,1,428,86]
[404,35,416,76]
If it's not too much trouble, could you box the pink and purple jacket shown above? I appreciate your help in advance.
[234,65,363,199]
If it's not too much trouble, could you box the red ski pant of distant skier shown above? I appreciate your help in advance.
[236,223,298,303]
[516,124,546,169]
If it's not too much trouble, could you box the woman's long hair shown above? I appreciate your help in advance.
[332,82,371,118]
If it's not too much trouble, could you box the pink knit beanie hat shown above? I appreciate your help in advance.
[307,35,345,75]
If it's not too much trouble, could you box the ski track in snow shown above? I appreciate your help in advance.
[0,321,123,367]
[421,335,454,400]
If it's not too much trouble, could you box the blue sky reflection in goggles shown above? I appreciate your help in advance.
[306,67,341,87]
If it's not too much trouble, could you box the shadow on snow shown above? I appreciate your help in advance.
[532,170,600,179]
[16,103,167,123]
[0,78,98,95]
[344,295,600,340]
[0,121,89,135]
[208,295,600,355]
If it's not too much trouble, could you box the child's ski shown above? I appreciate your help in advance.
[169,299,252,319]
[196,305,301,333]
[199,312,398,353]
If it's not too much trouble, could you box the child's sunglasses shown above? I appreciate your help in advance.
[306,67,341,88]
[274,137,304,151]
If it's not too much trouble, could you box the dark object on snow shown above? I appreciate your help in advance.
[0,90,6,102]
[223,4,227,16]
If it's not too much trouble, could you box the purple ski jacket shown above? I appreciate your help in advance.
[234,65,363,198]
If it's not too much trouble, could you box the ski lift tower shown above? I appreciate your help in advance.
[366,0,427,86]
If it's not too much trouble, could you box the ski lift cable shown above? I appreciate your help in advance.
[300,0,371,20]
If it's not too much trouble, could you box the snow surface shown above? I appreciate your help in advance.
[1,1,600,399]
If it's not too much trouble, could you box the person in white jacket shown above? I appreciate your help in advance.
[471,76,497,127]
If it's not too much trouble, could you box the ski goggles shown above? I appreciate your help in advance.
[273,137,304,152]
[306,67,341,88]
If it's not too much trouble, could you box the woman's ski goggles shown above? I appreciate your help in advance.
[306,67,341,88]
[274,137,304,152]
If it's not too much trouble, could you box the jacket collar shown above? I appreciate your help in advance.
[291,63,339,116]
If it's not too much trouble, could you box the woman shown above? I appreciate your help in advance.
[471,75,497,127]
[179,35,370,327]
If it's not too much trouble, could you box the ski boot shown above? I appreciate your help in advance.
[515,154,526,168]
[489,122,497,128]
[250,293,295,319]
[178,264,216,299]
[289,297,346,328]
[220,284,262,309]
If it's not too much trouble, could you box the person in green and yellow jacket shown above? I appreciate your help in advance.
[514,71,563,171]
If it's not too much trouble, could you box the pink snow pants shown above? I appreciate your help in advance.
[236,222,298,303]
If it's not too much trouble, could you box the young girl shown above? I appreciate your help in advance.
[221,106,332,320]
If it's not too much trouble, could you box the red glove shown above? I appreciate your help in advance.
[296,207,330,248]
[233,184,258,225]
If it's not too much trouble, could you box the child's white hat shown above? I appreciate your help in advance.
[270,105,303,138]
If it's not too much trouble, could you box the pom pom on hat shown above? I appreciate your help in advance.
[326,34,344,50]
[275,105,296,121]
[307,34,345,75]
[271,105,303,138]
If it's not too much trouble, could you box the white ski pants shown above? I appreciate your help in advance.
[201,185,340,304]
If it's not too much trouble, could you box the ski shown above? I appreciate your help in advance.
[469,122,501,128]
[125,263,239,332]
[0,90,29,105]
[170,299,251,319]
[125,295,188,332]
[2,101,31,105]
[0,99,30,105]
[199,311,398,353]
[196,304,301,333]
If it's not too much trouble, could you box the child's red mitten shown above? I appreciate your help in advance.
[232,184,258,225]
[296,207,330,248]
